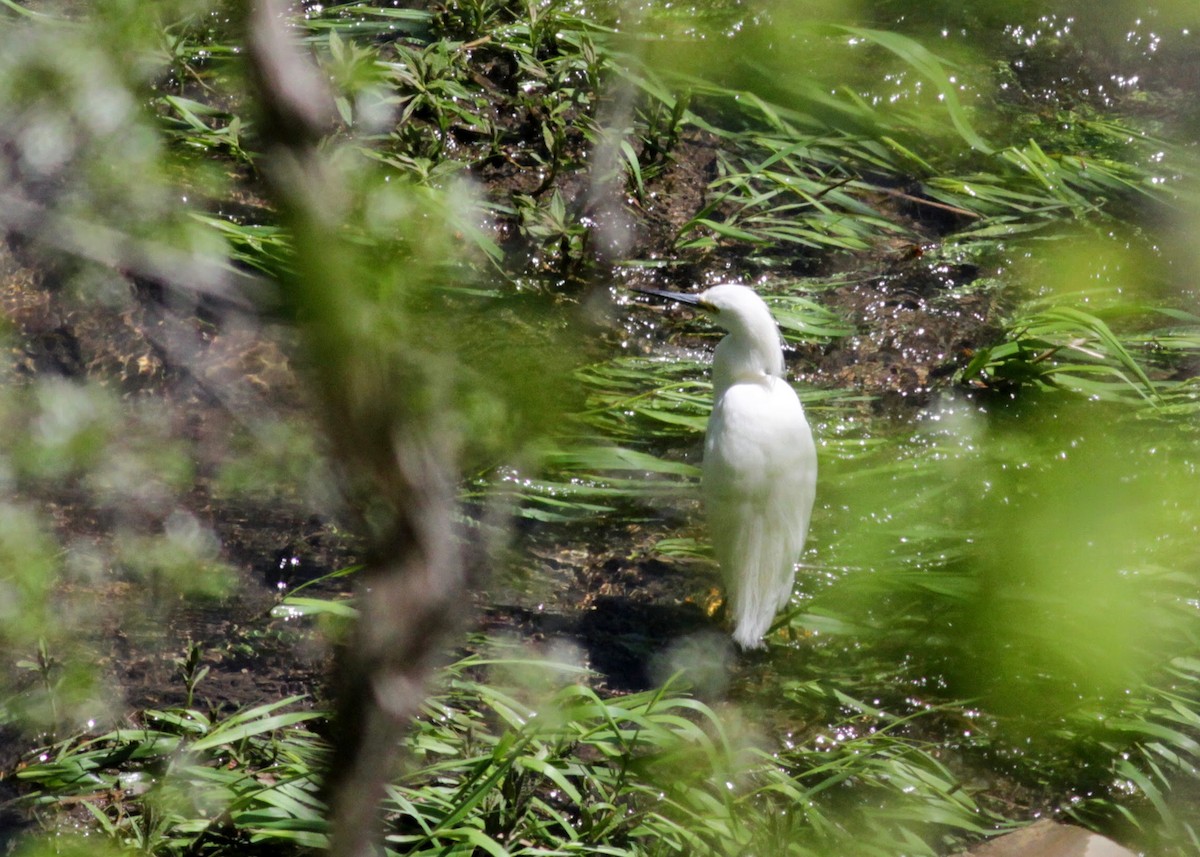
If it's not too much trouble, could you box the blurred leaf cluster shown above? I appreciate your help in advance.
[1,0,1199,855]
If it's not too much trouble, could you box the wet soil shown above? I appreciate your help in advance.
[1,12,1196,857]
[0,2,1034,780]
[0,241,356,716]
[0,78,1008,743]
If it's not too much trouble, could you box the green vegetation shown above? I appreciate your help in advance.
[1,0,1199,855]
[16,643,1010,856]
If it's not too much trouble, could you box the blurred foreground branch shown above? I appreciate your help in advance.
[245,2,468,855]
[0,189,268,309]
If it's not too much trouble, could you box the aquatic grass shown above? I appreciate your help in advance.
[671,115,915,254]
[962,296,1200,404]
[630,23,1181,260]
[1149,374,1200,421]
[141,0,1184,288]
[513,189,592,277]
[573,356,711,443]
[269,5,965,265]
[377,645,1005,857]
[571,354,860,452]
[677,111,1173,255]
[978,659,1200,854]
[0,0,48,17]
[5,2,1200,856]
[12,643,1014,856]
[767,293,859,342]
[133,0,1187,287]
[386,40,493,153]
[772,719,1000,853]
[311,0,615,184]
[484,444,700,523]
[831,25,992,155]
[466,356,709,521]
[923,142,1166,233]
[302,3,432,41]
[189,214,291,276]
[160,95,251,163]
[17,697,328,852]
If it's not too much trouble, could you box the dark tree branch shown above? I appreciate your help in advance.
[245,3,468,856]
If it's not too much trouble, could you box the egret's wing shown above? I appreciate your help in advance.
[703,377,816,647]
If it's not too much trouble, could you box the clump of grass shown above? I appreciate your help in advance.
[961,291,1200,404]
[17,624,1200,855]
[383,645,1008,856]
[13,641,1008,856]
[16,696,327,852]
[14,610,1200,856]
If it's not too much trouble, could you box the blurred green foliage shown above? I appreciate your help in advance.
[0,0,1198,855]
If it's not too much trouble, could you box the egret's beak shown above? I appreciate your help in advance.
[631,288,713,311]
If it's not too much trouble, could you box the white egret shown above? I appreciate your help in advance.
[636,285,817,648]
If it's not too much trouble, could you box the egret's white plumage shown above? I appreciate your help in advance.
[638,284,817,648]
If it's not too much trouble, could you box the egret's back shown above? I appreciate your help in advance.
[704,375,816,648]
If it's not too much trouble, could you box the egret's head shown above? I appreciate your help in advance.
[633,284,785,383]
[628,283,777,340]
[633,284,775,334]
[692,284,777,338]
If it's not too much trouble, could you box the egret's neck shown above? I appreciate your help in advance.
[712,328,784,398]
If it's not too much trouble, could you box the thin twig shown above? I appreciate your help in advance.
[863,184,982,219]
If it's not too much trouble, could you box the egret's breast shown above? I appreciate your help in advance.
[703,376,814,499]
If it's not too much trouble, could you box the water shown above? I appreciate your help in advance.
[4,0,1200,850]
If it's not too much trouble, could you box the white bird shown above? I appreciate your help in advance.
[636,285,817,648]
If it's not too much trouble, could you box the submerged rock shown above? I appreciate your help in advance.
[957,820,1136,857]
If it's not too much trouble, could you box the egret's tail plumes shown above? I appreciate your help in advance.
[704,375,816,649]
[712,506,804,648]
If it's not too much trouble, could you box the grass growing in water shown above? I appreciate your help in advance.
[2,1,1200,856]
[15,643,1007,856]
